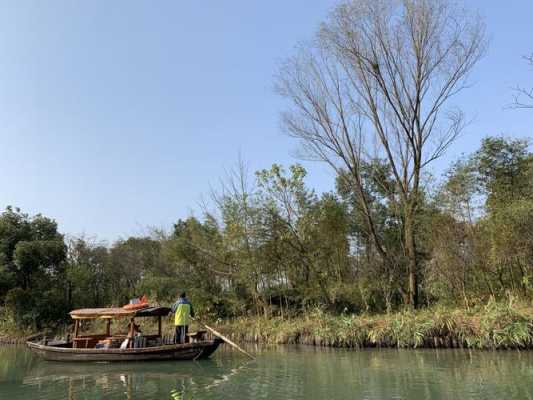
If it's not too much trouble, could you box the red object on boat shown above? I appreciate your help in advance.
[122,295,149,310]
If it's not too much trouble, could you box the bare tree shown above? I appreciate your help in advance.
[276,0,486,307]
[512,54,533,109]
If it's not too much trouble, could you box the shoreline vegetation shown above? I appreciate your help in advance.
[1,136,531,348]
[218,300,533,350]
[2,300,532,351]
[0,331,42,345]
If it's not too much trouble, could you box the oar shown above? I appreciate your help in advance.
[191,317,255,360]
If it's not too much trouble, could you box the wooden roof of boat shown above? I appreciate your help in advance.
[69,307,171,320]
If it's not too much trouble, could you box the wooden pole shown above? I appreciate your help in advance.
[74,320,80,338]
[191,317,255,360]
[128,318,135,348]
[128,318,134,337]
[158,316,162,337]
[106,319,111,336]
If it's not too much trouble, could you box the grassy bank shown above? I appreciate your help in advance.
[217,300,533,350]
[2,300,532,350]
[0,311,33,344]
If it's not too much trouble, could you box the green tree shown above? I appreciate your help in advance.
[426,137,533,304]
[474,137,533,295]
[0,207,67,328]
[66,237,110,308]
[107,237,166,304]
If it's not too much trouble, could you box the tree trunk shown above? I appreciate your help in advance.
[404,212,419,308]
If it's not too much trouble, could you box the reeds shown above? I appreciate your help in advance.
[218,299,533,350]
[1,299,531,350]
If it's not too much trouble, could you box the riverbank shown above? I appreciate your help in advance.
[0,331,47,345]
[0,336,27,345]
[218,301,533,350]
[0,325,32,345]
[2,300,532,350]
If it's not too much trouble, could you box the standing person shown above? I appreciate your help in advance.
[171,292,194,344]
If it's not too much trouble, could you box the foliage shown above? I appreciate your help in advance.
[0,137,532,335]
[219,299,533,350]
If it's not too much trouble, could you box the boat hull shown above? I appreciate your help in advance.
[27,339,223,362]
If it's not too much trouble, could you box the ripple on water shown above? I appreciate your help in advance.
[1,345,532,399]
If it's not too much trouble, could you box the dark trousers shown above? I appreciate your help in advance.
[175,325,188,344]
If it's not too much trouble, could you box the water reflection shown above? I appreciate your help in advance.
[1,345,533,399]
[19,356,247,399]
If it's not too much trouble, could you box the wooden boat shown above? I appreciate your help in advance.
[27,306,223,362]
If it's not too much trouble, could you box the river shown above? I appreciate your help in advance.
[0,345,532,399]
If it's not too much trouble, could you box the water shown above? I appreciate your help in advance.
[1,345,532,399]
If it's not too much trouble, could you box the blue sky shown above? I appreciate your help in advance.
[0,1,532,242]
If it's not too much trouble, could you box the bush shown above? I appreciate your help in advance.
[4,288,37,328]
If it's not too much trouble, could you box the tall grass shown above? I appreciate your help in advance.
[218,299,533,350]
[2,299,531,350]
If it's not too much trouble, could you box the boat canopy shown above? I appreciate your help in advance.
[69,307,171,320]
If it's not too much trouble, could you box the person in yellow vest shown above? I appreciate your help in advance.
[171,292,195,344]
